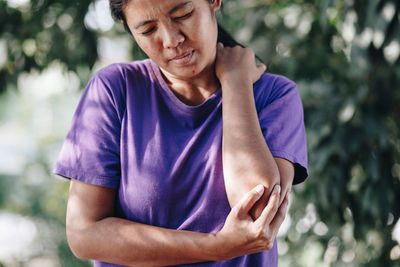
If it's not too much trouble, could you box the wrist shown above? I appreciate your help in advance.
[220,75,252,91]
[221,82,254,102]
[208,232,231,262]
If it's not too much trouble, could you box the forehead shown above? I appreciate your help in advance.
[124,0,196,18]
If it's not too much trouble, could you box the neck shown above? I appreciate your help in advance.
[159,62,220,106]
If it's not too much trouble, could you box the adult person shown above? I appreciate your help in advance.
[53,0,308,266]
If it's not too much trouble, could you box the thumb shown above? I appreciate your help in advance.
[234,185,265,216]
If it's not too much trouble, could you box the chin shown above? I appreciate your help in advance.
[166,63,199,78]
[175,69,200,79]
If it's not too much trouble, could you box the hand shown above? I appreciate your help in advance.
[215,43,266,87]
[216,184,288,261]
[280,181,292,207]
[250,158,294,219]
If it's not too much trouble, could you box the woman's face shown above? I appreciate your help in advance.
[124,0,221,80]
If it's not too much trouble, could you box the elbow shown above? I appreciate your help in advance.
[256,174,279,198]
[225,171,280,208]
[258,167,280,192]
[245,159,281,192]
[66,225,92,260]
[267,172,280,189]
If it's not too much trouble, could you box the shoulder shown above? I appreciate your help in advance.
[257,72,296,87]
[253,73,300,108]
[92,59,155,88]
[253,72,298,105]
[76,60,152,119]
[84,59,156,105]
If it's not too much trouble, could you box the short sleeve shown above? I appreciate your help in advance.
[53,67,126,188]
[255,74,308,185]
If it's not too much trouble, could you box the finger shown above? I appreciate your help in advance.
[254,63,266,83]
[234,184,265,216]
[279,185,291,206]
[257,63,267,73]
[217,42,224,50]
[255,185,281,226]
[270,192,289,235]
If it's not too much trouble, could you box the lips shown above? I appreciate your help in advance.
[169,50,194,65]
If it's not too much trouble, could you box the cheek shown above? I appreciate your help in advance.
[134,36,155,53]
[139,41,159,57]
[194,15,218,48]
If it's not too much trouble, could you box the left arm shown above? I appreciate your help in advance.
[217,43,294,219]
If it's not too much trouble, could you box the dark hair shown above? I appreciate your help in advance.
[109,0,242,48]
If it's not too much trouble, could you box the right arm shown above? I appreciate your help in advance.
[66,179,287,266]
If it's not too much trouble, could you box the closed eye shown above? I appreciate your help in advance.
[141,26,156,35]
[173,11,193,21]
[140,10,193,35]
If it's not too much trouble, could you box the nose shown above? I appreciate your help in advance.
[161,24,184,49]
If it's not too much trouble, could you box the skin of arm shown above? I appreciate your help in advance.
[216,43,295,219]
[67,179,288,266]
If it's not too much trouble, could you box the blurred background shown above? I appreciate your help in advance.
[0,0,399,266]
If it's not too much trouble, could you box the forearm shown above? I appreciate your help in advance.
[67,216,222,266]
[221,80,280,208]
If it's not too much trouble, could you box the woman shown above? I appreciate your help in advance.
[53,0,308,266]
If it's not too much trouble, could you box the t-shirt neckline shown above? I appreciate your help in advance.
[148,59,222,115]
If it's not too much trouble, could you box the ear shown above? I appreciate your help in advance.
[210,0,222,12]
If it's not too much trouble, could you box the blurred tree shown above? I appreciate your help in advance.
[0,0,399,266]
[0,0,100,93]
[219,0,400,266]
[0,0,101,265]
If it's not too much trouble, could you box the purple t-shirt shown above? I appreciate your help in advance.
[54,59,308,267]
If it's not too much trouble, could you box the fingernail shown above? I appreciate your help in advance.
[255,184,264,195]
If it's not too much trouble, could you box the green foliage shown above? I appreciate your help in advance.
[0,0,399,266]
[0,0,98,92]
[220,0,400,265]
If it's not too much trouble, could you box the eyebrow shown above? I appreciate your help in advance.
[168,1,192,15]
[134,19,155,30]
[134,1,193,29]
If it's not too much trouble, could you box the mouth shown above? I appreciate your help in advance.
[169,50,194,65]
